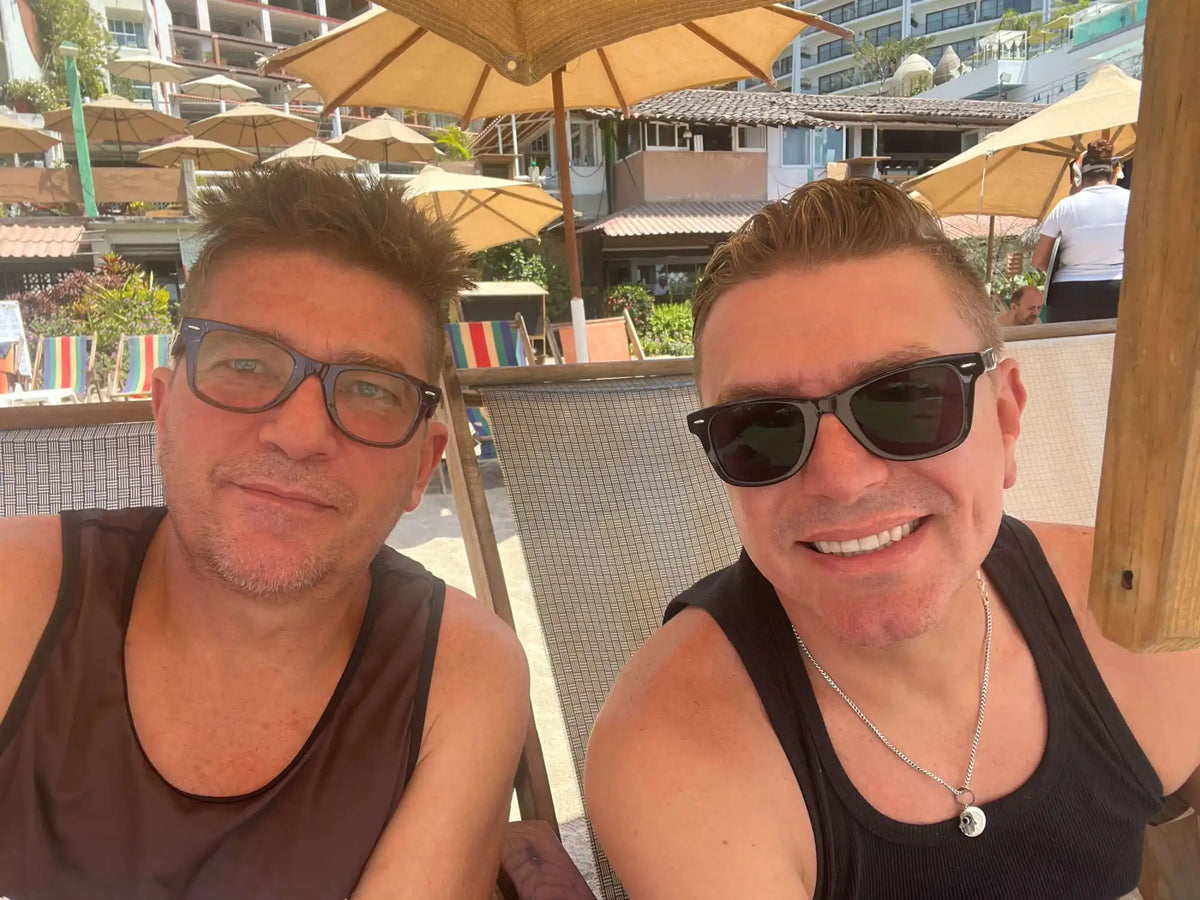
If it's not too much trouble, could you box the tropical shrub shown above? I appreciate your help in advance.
[640,301,694,358]
[604,283,654,335]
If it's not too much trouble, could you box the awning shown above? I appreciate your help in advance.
[579,200,766,238]
[0,224,88,259]
[939,214,1038,240]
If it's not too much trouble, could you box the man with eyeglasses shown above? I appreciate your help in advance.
[0,166,529,899]
[586,178,1200,899]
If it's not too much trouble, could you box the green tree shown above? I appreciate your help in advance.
[475,241,571,321]
[852,36,934,90]
[5,0,123,111]
[996,1,1091,51]
[431,124,474,161]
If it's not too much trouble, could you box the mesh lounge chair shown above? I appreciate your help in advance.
[445,316,535,460]
[549,311,645,364]
[0,340,21,393]
[111,334,174,399]
[32,334,97,399]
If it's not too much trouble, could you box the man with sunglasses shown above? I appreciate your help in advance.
[0,166,530,898]
[586,178,1200,898]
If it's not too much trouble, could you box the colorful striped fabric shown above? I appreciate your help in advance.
[445,321,527,369]
[120,334,173,396]
[40,336,90,394]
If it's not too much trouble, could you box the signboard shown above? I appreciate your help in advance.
[0,300,33,378]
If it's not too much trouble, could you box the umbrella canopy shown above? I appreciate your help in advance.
[287,83,325,105]
[107,54,193,84]
[42,94,187,161]
[404,164,563,252]
[370,0,846,86]
[904,65,1140,219]
[0,117,61,155]
[264,4,849,120]
[180,74,261,103]
[187,103,318,160]
[138,136,256,169]
[329,113,438,165]
[263,137,360,171]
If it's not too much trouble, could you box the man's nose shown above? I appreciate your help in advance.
[256,374,340,459]
[795,413,889,504]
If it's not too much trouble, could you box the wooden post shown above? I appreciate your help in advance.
[1089,1,1200,653]
[438,354,560,834]
[984,215,996,285]
[1082,4,1200,895]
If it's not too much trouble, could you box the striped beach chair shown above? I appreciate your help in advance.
[112,333,174,399]
[445,316,534,460]
[33,334,96,396]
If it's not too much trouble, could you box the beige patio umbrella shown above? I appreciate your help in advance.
[904,65,1140,220]
[42,93,186,162]
[329,112,438,166]
[107,54,193,111]
[263,137,360,171]
[264,1,849,360]
[187,102,318,161]
[138,135,256,169]
[0,116,61,157]
[180,74,260,112]
[286,83,325,105]
[404,164,563,252]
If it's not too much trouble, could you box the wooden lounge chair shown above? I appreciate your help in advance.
[549,311,644,364]
[111,334,174,399]
[445,316,535,460]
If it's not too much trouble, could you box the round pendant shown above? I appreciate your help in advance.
[958,804,986,838]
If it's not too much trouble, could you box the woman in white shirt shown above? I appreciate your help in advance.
[1032,139,1129,322]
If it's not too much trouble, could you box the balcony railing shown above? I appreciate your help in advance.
[1072,0,1146,48]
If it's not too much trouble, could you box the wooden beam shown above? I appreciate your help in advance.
[498,821,597,900]
[1089,1,1200,653]
[437,353,559,832]
[0,400,153,431]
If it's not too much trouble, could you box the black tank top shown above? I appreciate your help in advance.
[0,507,444,900]
[664,515,1163,899]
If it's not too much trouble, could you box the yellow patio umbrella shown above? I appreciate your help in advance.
[329,113,439,166]
[263,137,360,171]
[904,65,1140,220]
[107,55,193,112]
[264,1,849,360]
[43,93,186,163]
[138,135,256,169]
[181,74,260,106]
[187,102,318,161]
[287,83,325,105]
[404,164,563,252]
[0,116,61,157]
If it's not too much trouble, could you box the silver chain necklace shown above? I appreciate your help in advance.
[791,570,993,838]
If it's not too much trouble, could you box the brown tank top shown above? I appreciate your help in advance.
[0,506,444,899]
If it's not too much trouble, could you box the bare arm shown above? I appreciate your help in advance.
[353,587,530,900]
[585,614,813,900]
[0,515,63,725]
[1032,235,1056,272]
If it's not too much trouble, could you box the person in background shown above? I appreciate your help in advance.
[1033,139,1129,322]
[652,273,672,300]
[996,285,1044,327]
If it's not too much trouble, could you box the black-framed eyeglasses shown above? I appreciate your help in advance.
[176,317,441,448]
[686,349,998,488]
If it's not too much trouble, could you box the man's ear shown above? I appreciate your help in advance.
[405,419,449,512]
[994,358,1027,489]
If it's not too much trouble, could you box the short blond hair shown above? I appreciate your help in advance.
[183,164,475,374]
[692,178,999,365]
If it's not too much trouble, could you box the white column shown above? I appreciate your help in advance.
[510,114,520,174]
[902,0,912,38]
[259,0,272,43]
[332,107,343,137]
[196,0,211,32]
[564,108,572,165]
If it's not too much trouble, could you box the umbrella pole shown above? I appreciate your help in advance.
[985,215,996,286]
[552,68,589,363]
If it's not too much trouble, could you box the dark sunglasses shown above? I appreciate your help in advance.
[687,349,998,488]
[176,317,441,448]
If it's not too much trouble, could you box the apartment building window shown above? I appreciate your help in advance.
[817,38,851,63]
[864,22,902,45]
[781,127,811,166]
[925,3,975,33]
[570,120,598,167]
[736,126,766,151]
[528,130,551,156]
[645,122,684,149]
[927,38,977,65]
[814,127,845,165]
[818,69,858,93]
[827,0,902,26]
[773,54,793,78]
[979,0,1033,21]
[108,18,146,49]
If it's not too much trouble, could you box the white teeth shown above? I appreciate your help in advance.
[812,518,923,557]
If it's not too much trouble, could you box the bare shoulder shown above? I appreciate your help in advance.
[0,515,65,723]
[1022,520,1094,616]
[586,607,813,899]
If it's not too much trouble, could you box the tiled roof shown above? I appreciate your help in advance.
[580,200,767,237]
[939,214,1038,240]
[0,224,87,259]
[590,89,1043,128]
